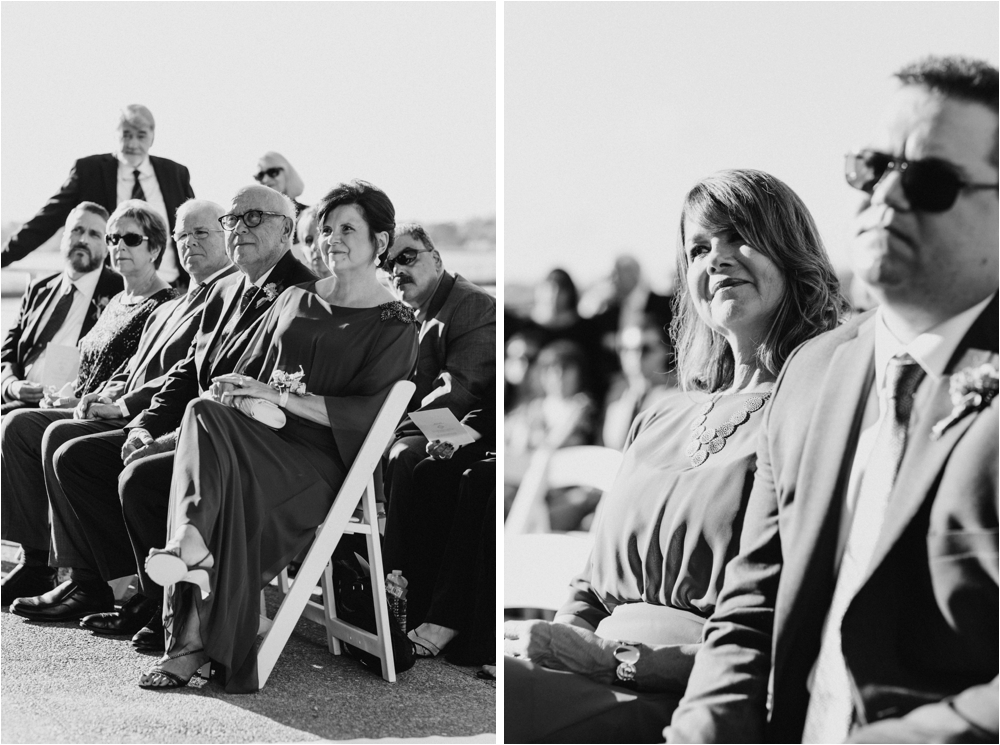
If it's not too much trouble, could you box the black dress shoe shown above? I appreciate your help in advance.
[80,593,160,636]
[1,564,56,606]
[132,612,165,653]
[9,580,114,622]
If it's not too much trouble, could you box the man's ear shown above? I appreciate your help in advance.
[432,249,443,270]
[282,216,295,242]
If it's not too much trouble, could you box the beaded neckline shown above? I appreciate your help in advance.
[685,392,772,467]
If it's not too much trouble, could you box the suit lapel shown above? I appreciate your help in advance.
[21,280,62,352]
[865,301,999,575]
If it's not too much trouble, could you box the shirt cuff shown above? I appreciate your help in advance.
[116,398,130,418]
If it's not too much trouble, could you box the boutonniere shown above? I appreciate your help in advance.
[257,282,281,307]
[931,363,999,439]
[93,295,112,314]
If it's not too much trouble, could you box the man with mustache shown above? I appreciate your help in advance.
[667,56,998,743]
[381,223,495,508]
[2,105,195,287]
[0,199,236,607]
[7,186,315,646]
[1,202,122,415]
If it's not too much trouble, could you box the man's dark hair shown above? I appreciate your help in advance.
[73,201,110,222]
[895,55,999,113]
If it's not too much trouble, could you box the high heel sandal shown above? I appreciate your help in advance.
[138,649,210,690]
[145,547,213,599]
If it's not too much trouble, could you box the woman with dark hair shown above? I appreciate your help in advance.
[138,180,419,693]
[40,199,175,408]
[504,169,850,742]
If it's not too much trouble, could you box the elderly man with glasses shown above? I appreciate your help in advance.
[667,55,999,745]
[2,105,196,287]
[5,186,315,649]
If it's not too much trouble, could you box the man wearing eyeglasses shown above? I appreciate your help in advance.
[1,105,195,287]
[380,223,495,505]
[667,56,998,744]
[9,186,315,638]
[0,202,122,415]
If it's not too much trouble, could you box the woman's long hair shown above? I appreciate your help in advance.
[671,169,850,392]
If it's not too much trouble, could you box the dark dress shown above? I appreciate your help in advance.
[164,286,418,693]
[74,288,177,397]
[505,389,772,743]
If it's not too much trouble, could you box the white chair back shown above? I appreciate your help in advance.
[504,532,594,613]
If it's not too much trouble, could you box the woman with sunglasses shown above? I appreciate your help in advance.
[138,180,419,693]
[39,199,175,409]
[254,151,308,219]
[504,169,850,743]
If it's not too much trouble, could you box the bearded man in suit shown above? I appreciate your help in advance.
[381,223,495,508]
[667,55,998,744]
[2,104,195,286]
[1,202,122,415]
[7,186,316,648]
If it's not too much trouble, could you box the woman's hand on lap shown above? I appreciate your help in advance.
[210,374,277,405]
[503,619,617,684]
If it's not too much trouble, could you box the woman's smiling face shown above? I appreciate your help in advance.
[683,216,786,342]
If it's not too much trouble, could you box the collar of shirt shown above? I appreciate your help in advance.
[63,265,103,300]
[116,152,154,178]
[874,292,995,396]
[251,265,276,290]
[187,264,234,295]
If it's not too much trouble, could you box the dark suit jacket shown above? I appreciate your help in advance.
[398,272,495,437]
[100,265,238,415]
[1,265,123,399]
[668,298,999,744]
[129,251,316,438]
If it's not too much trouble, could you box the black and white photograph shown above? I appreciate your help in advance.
[1,2,496,742]
[503,2,998,743]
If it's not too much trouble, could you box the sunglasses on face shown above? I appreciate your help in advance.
[218,210,287,231]
[845,150,999,213]
[383,247,432,272]
[173,228,223,244]
[105,233,149,247]
[253,167,284,182]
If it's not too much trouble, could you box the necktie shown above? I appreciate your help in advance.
[801,354,925,743]
[239,286,258,313]
[131,169,146,201]
[24,285,77,367]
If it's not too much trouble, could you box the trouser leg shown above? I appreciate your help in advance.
[119,450,175,595]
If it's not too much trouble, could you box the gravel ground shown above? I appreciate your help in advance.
[1,545,495,743]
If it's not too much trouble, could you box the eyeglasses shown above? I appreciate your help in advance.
[218,211,288,231]
[105,233,149,247]
[845,150,999,213]
[173,228,224,243]
[253,167,284,183]
[383,247,433,272]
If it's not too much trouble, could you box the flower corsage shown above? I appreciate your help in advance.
[269,366,307,409]
[258,282,281,307]
[931,363,999,440]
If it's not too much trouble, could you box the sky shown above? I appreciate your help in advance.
[505,1,999,291]
[1,1,496,228]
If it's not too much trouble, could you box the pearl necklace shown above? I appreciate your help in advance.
[685,392,772,467]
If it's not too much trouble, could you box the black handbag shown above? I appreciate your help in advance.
[330,555,415,675]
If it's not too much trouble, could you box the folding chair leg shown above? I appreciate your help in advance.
[320,560,341,655]
[362,475,396,682]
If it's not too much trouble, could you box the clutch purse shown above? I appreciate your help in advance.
[233,397,286,429]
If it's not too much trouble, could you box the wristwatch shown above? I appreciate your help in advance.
[613,642,640,689]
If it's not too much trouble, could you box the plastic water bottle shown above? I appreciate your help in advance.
[386,570,408,632]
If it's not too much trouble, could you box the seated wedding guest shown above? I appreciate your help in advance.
[668,56,998,745]
[503,339,598,529]
[8,186,316,645]
[383,223,495,505]
[254,151,308,219]
[600,317,677,452]
[2,105,195,286]
[504,327,545,412]
[503,168,848,743]
[136,179,418,692]
[383,380,495,659]
[296,206,331,278]
[0,200,235,609]
[1,202,122,415]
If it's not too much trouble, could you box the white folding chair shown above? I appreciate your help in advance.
[255,380,415,686]
[505,445,623,535]
[504,532,595,613]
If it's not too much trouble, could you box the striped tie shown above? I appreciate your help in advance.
[801,354,925,743]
